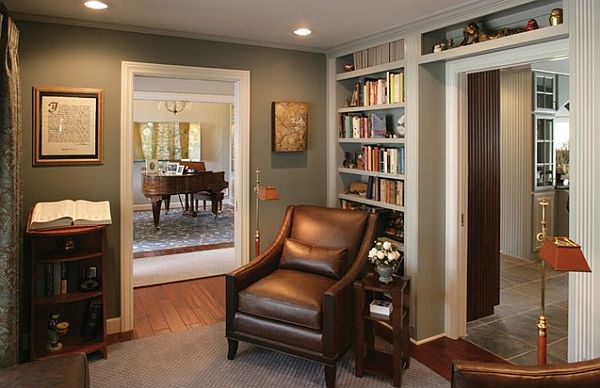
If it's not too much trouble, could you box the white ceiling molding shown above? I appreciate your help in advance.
[134,91,234,104]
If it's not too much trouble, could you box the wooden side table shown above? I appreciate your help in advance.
[354,273,410,387]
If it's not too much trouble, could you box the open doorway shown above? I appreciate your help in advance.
[463,59,570,364]
[119,62,250,334]
[131,76,237,287]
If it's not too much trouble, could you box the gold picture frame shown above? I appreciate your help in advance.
[33,86,104,166]
[272,101,308,152]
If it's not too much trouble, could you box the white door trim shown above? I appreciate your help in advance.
[120,61,250,332]
[444,39,569,339]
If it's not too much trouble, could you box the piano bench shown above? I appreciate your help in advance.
[196,191,224,212]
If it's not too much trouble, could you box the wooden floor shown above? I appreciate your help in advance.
[129,275,506,381]
[133,276,225,338]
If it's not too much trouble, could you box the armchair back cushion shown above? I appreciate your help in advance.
[279,238,347,280]
[289,206,370,268]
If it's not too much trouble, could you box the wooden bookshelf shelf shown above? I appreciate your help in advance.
[338,102,405,113]
[32,336,104,361]
[33,290,103,305]
[338,168,405,180]
[336,59,405,81]
[338,138,405,144]
[33,249,102,264]
[339,194,404,212]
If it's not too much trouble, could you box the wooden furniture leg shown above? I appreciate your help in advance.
[150,198,162,228]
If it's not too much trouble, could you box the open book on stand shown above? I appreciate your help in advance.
[29,200,112,230]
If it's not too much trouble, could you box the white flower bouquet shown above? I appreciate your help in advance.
[368,240,401,268]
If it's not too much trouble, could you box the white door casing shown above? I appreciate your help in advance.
[120,62,250,332]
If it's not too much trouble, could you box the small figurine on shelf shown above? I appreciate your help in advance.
[350,83,360,107]
[343,64,355,72]
[549,8,563,26]
[526,18,539,31]
[342,152,355,168]
[47,313,62,352]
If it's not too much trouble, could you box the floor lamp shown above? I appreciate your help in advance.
[254,169,279,257]
[535,199,591,365]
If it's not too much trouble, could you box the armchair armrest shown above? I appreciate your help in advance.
[227,205,294,291]
[226,206,295,333]
[452,359,600,388]
[323,212,379,356]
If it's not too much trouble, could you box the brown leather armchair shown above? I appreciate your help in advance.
[226,205,379,388]
[452,359,600,387]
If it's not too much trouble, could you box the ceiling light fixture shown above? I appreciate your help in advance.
[294,28,312,36]
[84,1,109,10]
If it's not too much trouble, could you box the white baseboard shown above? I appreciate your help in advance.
[107,317,122,335]
[410,332,446,346]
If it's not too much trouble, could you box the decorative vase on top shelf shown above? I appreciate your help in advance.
[368,240,401,284]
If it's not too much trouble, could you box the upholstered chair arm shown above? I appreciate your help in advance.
[322,212,379,357]
[451,359,600,388]
[226,205,294,293]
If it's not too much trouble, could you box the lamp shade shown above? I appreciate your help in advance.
[539,237,591,272]
[257,186,279,201]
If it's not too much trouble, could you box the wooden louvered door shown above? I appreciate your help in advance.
[467,70,501,321]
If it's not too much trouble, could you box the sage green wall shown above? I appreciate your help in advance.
[18,21,327,318]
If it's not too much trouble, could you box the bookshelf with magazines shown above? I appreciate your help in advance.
[335,39,406,257]
[26,206,108,360]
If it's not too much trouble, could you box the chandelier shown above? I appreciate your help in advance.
[160,100,188,115]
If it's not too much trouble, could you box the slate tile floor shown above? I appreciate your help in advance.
[464,254,568,365]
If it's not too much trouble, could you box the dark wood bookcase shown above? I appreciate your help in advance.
[26,221,108,360]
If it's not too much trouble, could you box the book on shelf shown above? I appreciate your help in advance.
[29,200,112,230]
[39,262,81,298]
[351,39,404,70]
[370,299,393,316]
[340,113,390,139]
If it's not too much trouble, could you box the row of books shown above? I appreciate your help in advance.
[340,113,388,139]
[361,145,405,175]
[363,176,405,207]
[352,39,404,70]
[37,262,92,297]
[357,72,405,107]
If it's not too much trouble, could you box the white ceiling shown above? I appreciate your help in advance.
[5,0,480,52]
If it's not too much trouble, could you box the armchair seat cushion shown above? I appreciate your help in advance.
[238,269,336,331]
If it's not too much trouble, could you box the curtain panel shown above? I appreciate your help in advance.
[0,5,21,367]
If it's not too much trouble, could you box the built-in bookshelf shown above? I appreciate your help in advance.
[335,40,406,248]
[27,220,108,360]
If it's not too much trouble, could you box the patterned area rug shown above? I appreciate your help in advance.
[89,323,449,388]
[133,203,234,255]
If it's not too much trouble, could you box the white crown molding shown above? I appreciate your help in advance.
[326,0,539,57]
[13,12,326,54]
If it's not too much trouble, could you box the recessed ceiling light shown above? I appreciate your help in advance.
[294,28,312,36]
[84,1,108,10]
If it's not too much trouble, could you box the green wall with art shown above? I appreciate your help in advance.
[17,20,327,321]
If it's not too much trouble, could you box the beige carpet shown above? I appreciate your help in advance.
[133,248,236,287]
[89,323,449,387]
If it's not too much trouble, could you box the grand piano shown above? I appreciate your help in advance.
[142,162,228,228]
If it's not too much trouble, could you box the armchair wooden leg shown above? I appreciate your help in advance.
[227,338,239,360]
[324,364,336,388]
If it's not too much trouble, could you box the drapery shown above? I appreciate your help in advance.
[0,3,21,367]
[133,122,202,161]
